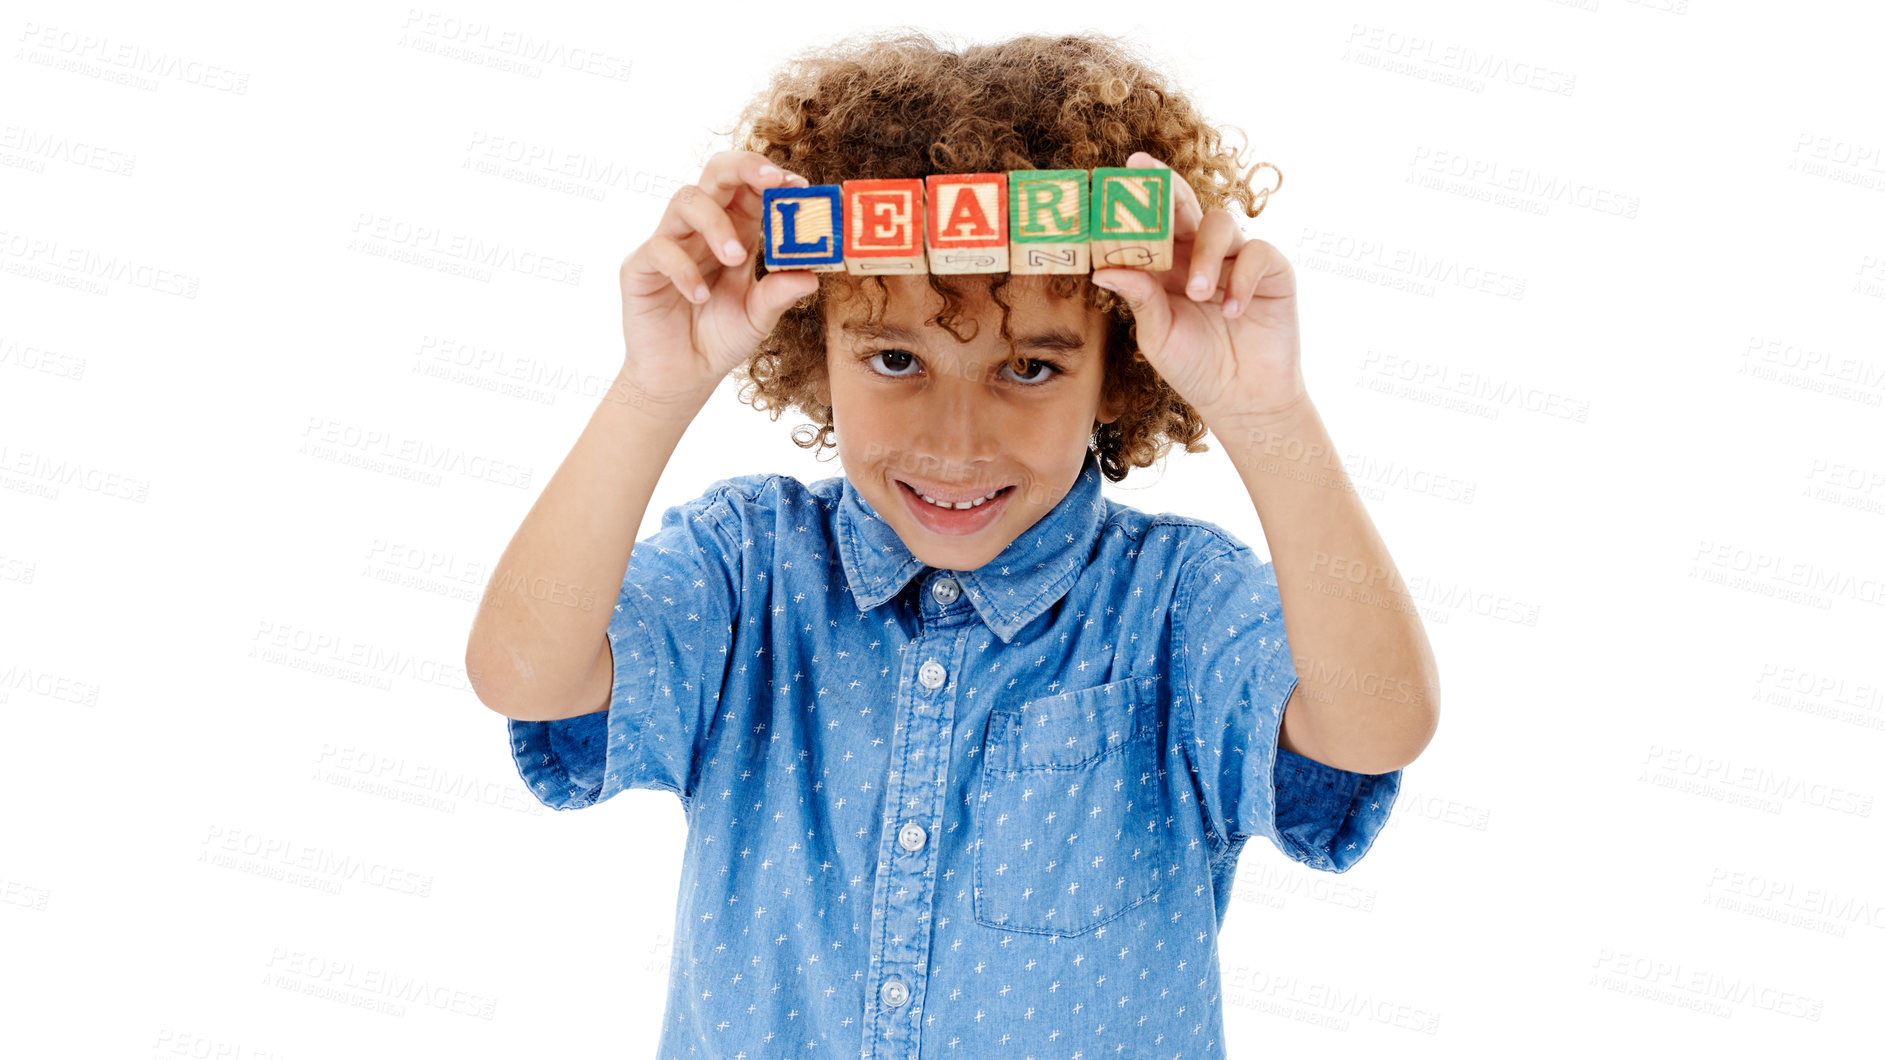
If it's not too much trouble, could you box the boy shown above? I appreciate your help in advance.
[466,30,1438,1060]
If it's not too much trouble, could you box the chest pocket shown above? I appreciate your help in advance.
[974,675,1169,936]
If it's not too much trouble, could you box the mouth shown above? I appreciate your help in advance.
[896,479,1016,509]
[894,478,1018,536]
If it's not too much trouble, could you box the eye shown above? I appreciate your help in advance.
[998,357,1063,385]
[865,349,922,377]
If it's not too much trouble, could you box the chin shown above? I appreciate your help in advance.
[902,533,980,564]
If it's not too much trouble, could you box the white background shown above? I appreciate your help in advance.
[4,0,1882,1055]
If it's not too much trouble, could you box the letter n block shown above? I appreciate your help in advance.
[1090,166,1174,271]
[1008,169,1090,275]
[762,185,845,271]
[925,173,1008,274]
[842,179,927,275]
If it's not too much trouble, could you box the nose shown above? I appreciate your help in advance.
[906,376,1001,479]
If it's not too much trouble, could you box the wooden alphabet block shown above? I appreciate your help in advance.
[761,167,1189,275]
[761,185,846,272]
[841,178,927,275]
[924,173,1008,274]
[1089,166,1174,271]
[1008,169,1090,275]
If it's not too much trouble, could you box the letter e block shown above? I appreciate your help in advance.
[1090,166,1173,271]
[762,185,845,271]
[925,173,1009,274]
[1008,169,1090,275]
[842,178,928,275]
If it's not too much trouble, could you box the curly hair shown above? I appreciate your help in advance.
[718,29,1277,482]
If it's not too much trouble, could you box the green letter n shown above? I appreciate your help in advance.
[1097,173,1167,237]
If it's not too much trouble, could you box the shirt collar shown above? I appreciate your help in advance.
[835,450,1107,644]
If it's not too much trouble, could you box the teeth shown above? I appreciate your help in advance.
[915,485,1004,510]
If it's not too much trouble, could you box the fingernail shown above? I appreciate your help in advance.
[722,239,744,262]
[1188,273,1208,296]
[693,283,710,302]
[1222,298,1239,316]
[1091,278,1117,292]
[759,164,780,177]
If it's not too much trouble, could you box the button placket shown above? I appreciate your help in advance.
[865,632,964,1060]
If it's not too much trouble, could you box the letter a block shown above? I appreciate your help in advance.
[1090,166,1174,271]
[761,185,846,272]
[925,173,1008,274]
[842,178,927,275]
[1008,169,1090,275]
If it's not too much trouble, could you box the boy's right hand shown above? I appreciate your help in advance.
[617,150,822,415]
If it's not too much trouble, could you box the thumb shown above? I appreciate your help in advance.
[745,268,821,335]
[1091,268,1170,353]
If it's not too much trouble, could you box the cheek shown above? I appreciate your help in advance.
[831,385,890,427]
[1033,394,1105,432]
[830,402,900,464]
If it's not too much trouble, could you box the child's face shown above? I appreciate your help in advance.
[818,274,1123,573]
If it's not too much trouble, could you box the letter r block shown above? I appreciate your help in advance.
[1008,169,1090,275]
[762,185,845,271]
[1090,166,1174,271]
[842,178,928,275]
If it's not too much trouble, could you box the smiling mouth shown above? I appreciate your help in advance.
[897,480,1016,510]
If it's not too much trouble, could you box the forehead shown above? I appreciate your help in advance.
[827,274,1101,339]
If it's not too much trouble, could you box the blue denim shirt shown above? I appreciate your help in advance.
[507,449,1401,1059]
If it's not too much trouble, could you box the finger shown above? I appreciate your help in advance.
[658,151,807,247]
[1127,150,1203,237]
[699,148,809,203]
[1222,238,1297,318]
[1184,210,1244,303]
[625,234,712,304]
[666,184,754,269]
[1091,267,1172,354]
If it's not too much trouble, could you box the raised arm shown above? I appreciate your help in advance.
[465,379,699,721]
[464,150,817,721]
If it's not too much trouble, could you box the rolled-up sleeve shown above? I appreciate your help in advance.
[507,478,753,811]
[1172,541,1400,872]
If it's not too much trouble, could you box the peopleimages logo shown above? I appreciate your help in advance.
[1341,23,1576,97]
[1295,227,1527,300]
[396,10,633,82]
[1407,147,1640,219]
[348,214,583,286]
[15,22,251,94]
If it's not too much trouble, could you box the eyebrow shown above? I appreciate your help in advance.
[842,322,1092,355]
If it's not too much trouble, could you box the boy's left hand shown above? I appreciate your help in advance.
[1090,150,1305,427]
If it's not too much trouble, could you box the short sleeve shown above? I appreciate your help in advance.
[506,478,752,811]
[1172,542,1400,872]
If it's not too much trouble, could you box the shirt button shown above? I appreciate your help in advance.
[918,660,946,690]
[930,576,959,604]
[898,822,927,852]
[881,977,909,1007]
